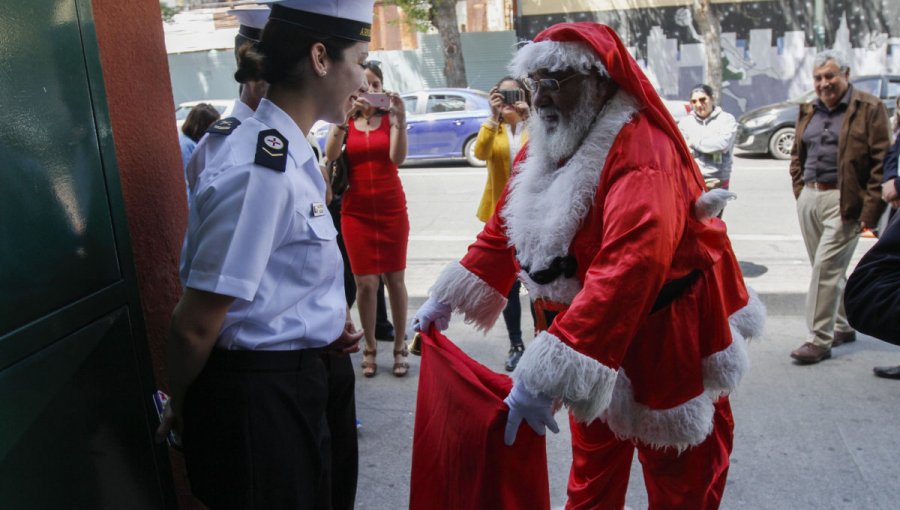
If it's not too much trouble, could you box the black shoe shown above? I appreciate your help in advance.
[374,323,395,342]
[873,365,900,380]
[505,344,525,372]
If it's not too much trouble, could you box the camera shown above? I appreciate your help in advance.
[361,92,391,110]
[498,88,523,105]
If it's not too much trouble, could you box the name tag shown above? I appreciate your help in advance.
[311,202,326,217]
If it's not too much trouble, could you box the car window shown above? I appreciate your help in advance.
[852,78,881,97]
[175,106,191,121]
[886,80,900,100]
[402,96,417,114]
[426,95,466,113]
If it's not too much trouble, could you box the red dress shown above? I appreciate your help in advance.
[340,116,409,274]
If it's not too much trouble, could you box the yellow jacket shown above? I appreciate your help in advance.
[473,119,528,222]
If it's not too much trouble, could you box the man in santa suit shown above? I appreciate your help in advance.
[413,22,765,509]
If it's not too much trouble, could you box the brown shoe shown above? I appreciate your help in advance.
[790,342,831,364]
[832,330,857,347]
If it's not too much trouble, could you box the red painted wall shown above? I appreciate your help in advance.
[91,1,194,507]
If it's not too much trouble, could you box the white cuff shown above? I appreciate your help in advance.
[513,331,618,423]
[429,261,507,333]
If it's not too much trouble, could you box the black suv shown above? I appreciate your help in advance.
[736,75,900,160]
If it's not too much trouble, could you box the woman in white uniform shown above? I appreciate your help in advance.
[157,1,373,508]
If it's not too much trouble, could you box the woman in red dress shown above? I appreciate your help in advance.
[325,62,410,377]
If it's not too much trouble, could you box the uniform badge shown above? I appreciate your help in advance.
[311,202,326,217]
[206,117,241,135]
[254,129,289,172]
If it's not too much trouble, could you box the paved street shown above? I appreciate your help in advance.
[349,153,900,509]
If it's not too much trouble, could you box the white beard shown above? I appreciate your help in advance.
[530,86,602,164]
[501,91,641,303]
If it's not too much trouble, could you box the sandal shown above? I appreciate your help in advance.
[361,348,377,378]
[392,346,410,377]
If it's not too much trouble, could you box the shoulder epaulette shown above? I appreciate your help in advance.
[254,129,289,172]
[206,117,241,135]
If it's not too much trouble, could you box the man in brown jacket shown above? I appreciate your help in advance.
[789,49,889,364]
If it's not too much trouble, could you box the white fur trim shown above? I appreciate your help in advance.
[429,261,507,333]
[518,269,582,304]
[702,327,750,398]
[729,287,766,339]
[602,301,761,451]
[509,40,608,78]
[694,189,736,221]
[603,371,716,453]
[501,92,640,273]
[513,331,618,422]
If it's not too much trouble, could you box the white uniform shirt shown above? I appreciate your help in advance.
[180,98,346,350]
[186,99,256,198]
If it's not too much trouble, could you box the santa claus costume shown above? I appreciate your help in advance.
[421,23,765,509]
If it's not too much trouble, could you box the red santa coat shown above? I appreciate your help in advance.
[429,91,764,450]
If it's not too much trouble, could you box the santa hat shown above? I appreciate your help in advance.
[509,22,701,187]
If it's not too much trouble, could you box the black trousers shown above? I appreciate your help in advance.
[321,352,358,510]
[183,349,356,510]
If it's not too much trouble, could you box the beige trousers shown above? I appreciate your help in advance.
[797,188,860,347]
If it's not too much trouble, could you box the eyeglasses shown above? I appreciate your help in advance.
[690,97,710,105]
[524,73,581,93]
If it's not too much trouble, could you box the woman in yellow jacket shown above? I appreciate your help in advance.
[473,76,531,371]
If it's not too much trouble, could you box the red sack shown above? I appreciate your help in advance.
[409,330,550,510]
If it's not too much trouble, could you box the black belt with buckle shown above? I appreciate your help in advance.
[525,253,701,316]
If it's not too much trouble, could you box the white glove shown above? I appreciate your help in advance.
[503,382,559,446]
[411,297,451,332]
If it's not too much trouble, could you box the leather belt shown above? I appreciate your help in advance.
[805,181,838,191]
[531,270,703,332]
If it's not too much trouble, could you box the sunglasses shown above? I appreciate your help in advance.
[523,73,581,93]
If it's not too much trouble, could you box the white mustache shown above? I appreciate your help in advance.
[537,106,561,118]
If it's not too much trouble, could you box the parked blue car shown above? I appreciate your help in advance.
[314,88,491,167]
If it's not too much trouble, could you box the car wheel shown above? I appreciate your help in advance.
[768,127,795,160]
[464,137,486,167]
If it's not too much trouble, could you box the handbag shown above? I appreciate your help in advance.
[330,128,350,196]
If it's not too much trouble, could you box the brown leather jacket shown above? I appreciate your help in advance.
[789,86,889,226]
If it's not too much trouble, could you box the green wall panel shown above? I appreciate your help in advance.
[0,1,174,507]
[0,308,163,509]
[0,0,120,335]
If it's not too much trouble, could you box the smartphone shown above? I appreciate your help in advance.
[361,92,391,110]
[152,390,182,450]
[499,88,523,105]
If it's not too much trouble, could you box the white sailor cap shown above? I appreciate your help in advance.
[228,6,271,43]
[262,0,375,42]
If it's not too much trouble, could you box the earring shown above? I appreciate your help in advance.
[320,70,327,77]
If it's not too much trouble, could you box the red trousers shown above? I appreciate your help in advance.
[567,397,734,510]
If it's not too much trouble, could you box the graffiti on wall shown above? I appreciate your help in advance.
[517,0,899,113]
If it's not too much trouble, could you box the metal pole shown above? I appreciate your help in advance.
[814,0,825,51]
